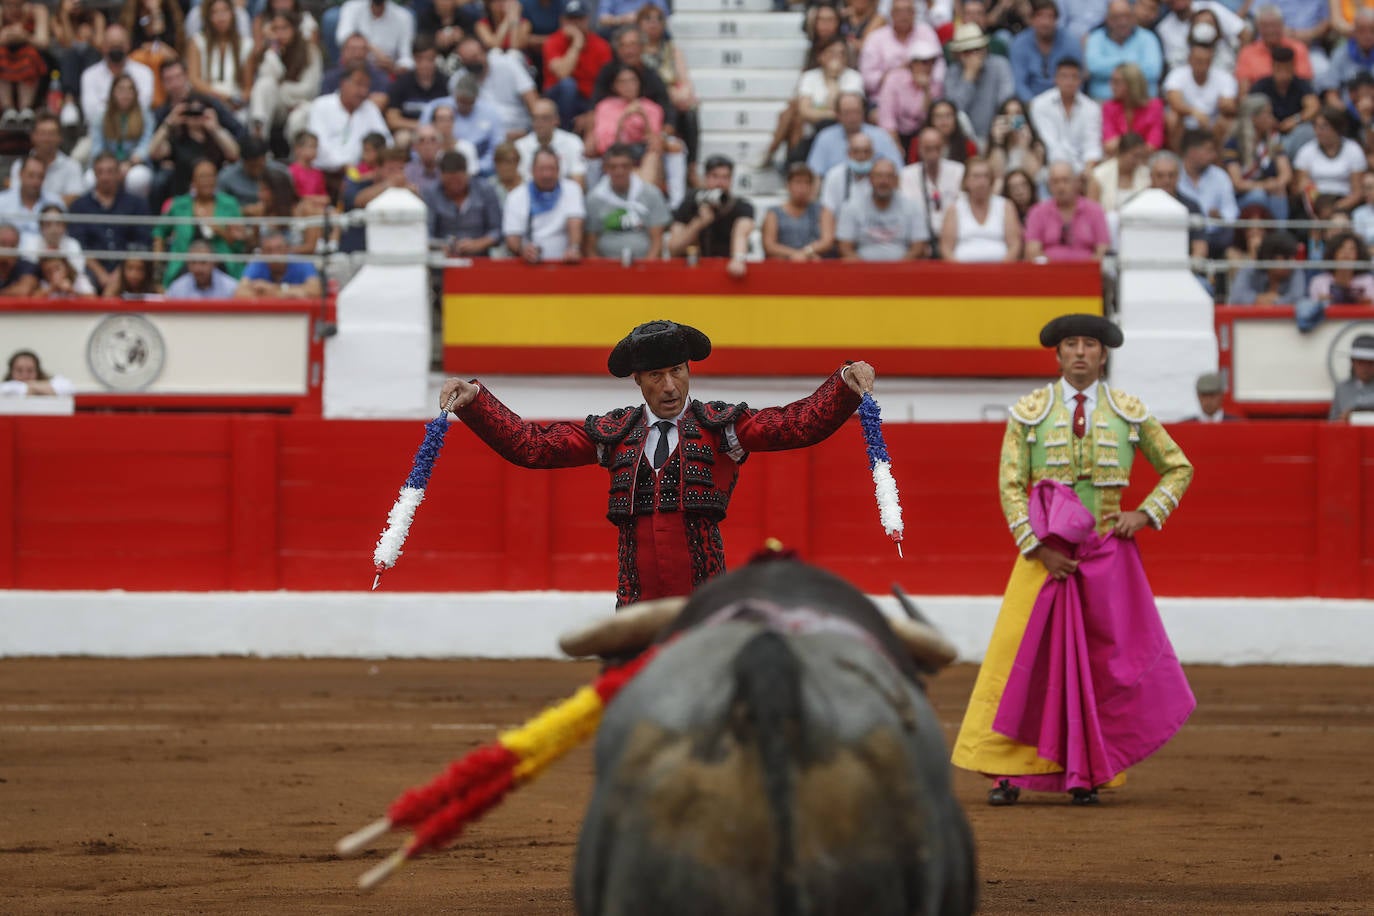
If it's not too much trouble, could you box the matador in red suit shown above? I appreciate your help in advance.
[439,320,878,606]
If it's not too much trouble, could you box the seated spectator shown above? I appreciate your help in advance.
[306,64,393,179]
[409,123,475,199]
[942,24,1014,146]
[803,4,844,71]
[761,38,864,169]
[1083,0,1163,103]
[184,0,250,40]
[1308,230,1374,305]
[256,167,324,255]
[1061,0,1109,46]
[584,142,671,260]
[154,158,247,283]
[762,162,835,261]
[668,154,753,277]
[9,113,83,206]
[1329,333,1374,421]
[320,32,391,112]
[597,0,665,40]
[0,223,39,295]
[488,140,524,203]
[1186,371,1233,423]
[68,153,151,292]
[339,147,417,252]
[1225,202,1274,276]
[236,231,323,298]
[185,0,251,116]
[123,0,182,108]
[1229,230,1305,304]
[941,156,1021,262]
[1103,62,1165,153]
[590,26,673,125]
[542,0,611,131]
[1157,1,1249,72]
[1294,105,1367,212]
[1304,192,1346,261]
[20,204,85,278]
[515,98,587,184]
[450,36,538,139]
[1352,172,1374,244]
[521,0,562,63]
[0,0,50,130]
[1236,5,1315,93]
[89,74,155,200]
[1164,38,1239,146]
[1089,131,1151,213]
[288,131,329,206]
[987,97,1046,181]
[217,136,291,212]
[386,35,450,144]
[418,0,473,77]
[252,0,317,45]
[858,0,938,99]
[149,60,243,204]
[587,64,665,187]
[80,23,154,131]
[1272,0,1333,86]
[336,0,415,76]
[351,132,387,182]
[821,133,875,216]
[1177,128,1239,255]
[50,0,107,125]
[1002,167,1039,224]
[842,0,886,59]
[1024,161,1112,261]
[1249,44,1318,158]
[925,98,977,165]
[1324,9,1374,105]
[954,1,1011,57]
[2,349,75,397]
[37,255,96,297]
[1009,0,1080,104]
[0,157,61,235]
[104,254,160,297]
[474,0,531,55]
[875,35,944,155]
[837,158,931,261]
[901,125,964,249]
[1224,94,1294,220]
[1030,59,1103,173]
[424,149,502,256]
[807,92,904,176]
[638,4,699,173]
[166,238,240,298]
[421,73,504,175]
[503,146,586,262]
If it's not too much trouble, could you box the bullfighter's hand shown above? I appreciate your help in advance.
[439,377,479,413]
[1104,510,1151,538]
[1031,544,1078,580]
[842,360,876,395]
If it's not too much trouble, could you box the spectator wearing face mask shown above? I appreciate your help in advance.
[820,132,876,215]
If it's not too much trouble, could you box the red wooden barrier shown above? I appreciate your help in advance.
[1,415,1369,598]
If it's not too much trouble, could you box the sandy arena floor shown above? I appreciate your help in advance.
[1,659,1371,915]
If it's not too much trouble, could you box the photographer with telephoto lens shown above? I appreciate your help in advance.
[667,154,754,277]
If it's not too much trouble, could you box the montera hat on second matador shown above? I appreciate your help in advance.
[1039,314,1125,349]
[607,320,712,377]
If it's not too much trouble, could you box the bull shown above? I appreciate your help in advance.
[559,556,978,916]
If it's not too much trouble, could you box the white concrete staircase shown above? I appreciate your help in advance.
[671,2,808,202]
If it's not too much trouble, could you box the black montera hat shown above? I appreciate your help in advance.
[1039,314,1124,349]
[607,320,712,377]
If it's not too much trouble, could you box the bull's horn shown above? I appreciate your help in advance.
[558,596,689,658]
[889,616,959,672]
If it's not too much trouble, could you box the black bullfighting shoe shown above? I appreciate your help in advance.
[987,779,1021,806]
[1069,787,1101,806]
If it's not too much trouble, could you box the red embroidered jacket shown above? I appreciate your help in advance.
[455,371,861,605]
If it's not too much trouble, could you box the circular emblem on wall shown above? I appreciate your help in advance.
[86,314,167,391]
[1327,321,1374,386]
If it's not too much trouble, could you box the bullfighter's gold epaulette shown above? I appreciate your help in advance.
[1104,388,1151,423]
[1008,385,1054,425]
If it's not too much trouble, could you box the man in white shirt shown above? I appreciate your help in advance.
[514,98,587,185]
[79,23,155,129]
[503,147,586,262]
[0,158,64,236]
[1163,39,1239,141]
[1156,0,1249,70]
[1030,58,1103,173]
[900,126,964,250]
[8,113,84,205]
[336,0,416,75]
[165,239,241,299]
[453,38,538,138]
[307,64,394,173]
[820,132,874,215]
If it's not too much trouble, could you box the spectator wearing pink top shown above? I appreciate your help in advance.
[876,34,943,153]
[1024,161,1112,261]
[289,130,329,203]
[590,64,664,153]
[858,0,944,98]
[1102,62,1164,154]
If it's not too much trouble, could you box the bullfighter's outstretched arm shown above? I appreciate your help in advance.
[451,382,599,470]
[732,363,871,452]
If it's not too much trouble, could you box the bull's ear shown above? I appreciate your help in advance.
[558,597,689,658]
[889,617,959,673]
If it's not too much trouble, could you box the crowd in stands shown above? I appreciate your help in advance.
[3,0,1374,306]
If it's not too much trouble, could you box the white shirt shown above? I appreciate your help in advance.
[1156,2,1245,70]
[1061,377,1099,418]
[79,59,155,130]
[336,0,416,71]
[820,163,870,214]
[307,95,393,171]
[899,159,963,239]
[1294,139,1369,196]
[515,129,587,181]
[0,190,64,235]
[19,233,85,275]
[451,51,536,135]
[501,178,586,259]
[1029,88,1103,172]
[10,153,85,203]
[640,403,745,471]
[1162,65,1238,128]
[795,67,864,110]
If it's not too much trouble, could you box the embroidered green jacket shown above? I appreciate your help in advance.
[999,381,1194,555]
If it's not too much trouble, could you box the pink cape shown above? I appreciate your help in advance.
[993,480,1195,792]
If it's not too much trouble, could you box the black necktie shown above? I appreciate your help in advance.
[652,420,673,469]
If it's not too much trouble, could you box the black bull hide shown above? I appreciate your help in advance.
[573,559,977,916]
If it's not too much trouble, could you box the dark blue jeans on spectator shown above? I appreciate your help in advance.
[546,77,591,132]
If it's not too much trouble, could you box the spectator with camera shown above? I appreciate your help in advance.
[425,149,503,257]
[584,143,671,260]
[836,158,931,262]
[149,59,243,204]
[668,154,754,278]
[503,146,586,263]
[762,162,835,262]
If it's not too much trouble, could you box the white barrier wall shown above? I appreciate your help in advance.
[1114,190,1218,420]
[323,188,431,418]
